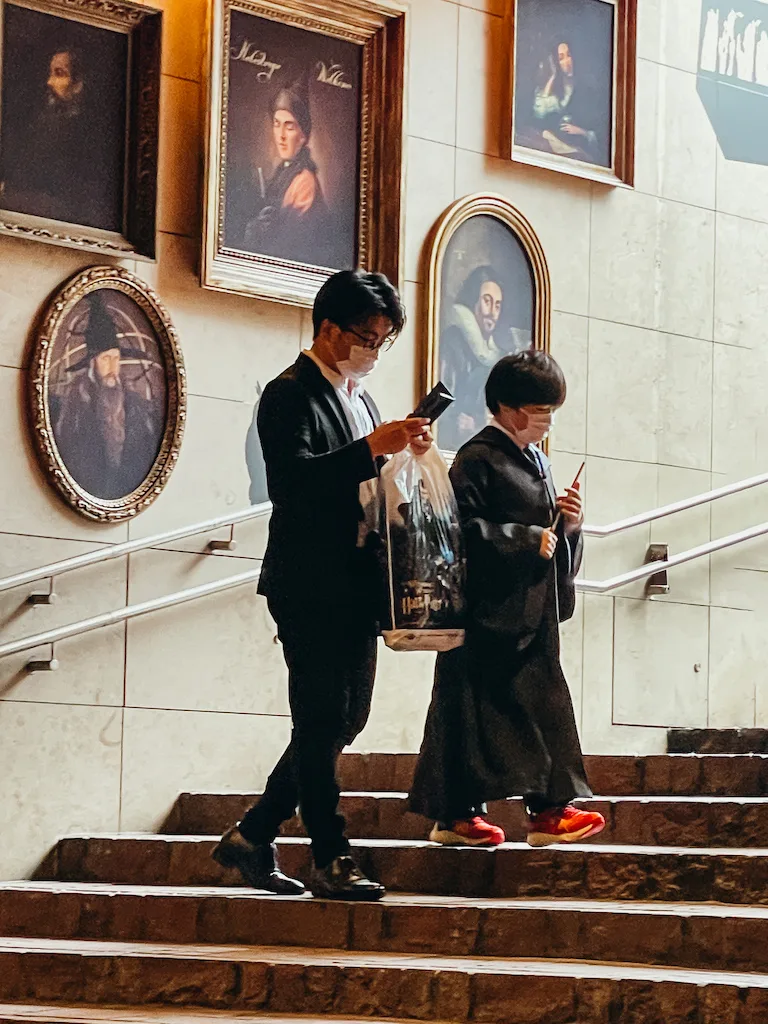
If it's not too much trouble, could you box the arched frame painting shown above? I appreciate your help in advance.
[28,265,187,522]
[424,194,551,456]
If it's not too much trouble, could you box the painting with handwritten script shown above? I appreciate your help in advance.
[223,8,361,271]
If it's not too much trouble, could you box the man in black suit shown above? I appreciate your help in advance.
[214,270,431,900]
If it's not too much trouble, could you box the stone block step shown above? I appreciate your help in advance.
[668,729,768,755]
[1,936,768,1022]
[6,882,768,974]
[332,751,768,798]
[40,835,768,905]
[0,1008,410,1024]
[0,1010,396,1024]
[168,790,768,848]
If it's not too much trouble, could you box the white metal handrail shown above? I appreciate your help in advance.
[0,502,272,595]
[3,469,766,595]
[582,471,768,538]
[0,566,263,660]
[576,521,768,594]
[3,519,768,662]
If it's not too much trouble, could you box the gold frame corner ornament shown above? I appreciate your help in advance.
[28,265,187,523]
[506,0,636,188]
[0,0,162,259]
[423,192,552,457]
[201,0,408,307]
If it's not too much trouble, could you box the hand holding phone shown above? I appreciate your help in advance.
[552,461,585,530]
[410,382,455,423]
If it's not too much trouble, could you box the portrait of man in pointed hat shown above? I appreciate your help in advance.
[223,9,361,272]
[244,73,334,266]
[52,289,165,500]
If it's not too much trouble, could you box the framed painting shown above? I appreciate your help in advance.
[202,0,407,306]
[424,194,551,456]
[0,0,161,259]
[29,265,186,522]
[508,0,635,187]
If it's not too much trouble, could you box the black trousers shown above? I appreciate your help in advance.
[239,598,377,868]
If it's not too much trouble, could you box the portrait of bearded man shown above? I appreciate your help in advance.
[0,8,128,232]
[53,291,164,501]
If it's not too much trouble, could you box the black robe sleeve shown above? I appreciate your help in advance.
[451,449,544,565]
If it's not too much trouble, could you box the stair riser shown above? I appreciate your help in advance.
[172,792,768,848]
[44,838,768,905]
[2,889,768,973]
[668,730,768,755]
[0,950,766,1023]
[336,753,768,797]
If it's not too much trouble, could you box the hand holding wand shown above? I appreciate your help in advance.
[551,460,585,530]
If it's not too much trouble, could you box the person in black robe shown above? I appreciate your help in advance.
[409,350,605,848]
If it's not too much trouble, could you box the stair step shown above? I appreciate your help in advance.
[168,791,768,847]
[40,835,768,904]
[2,935,768,1022]
[0,1008,415,1024]
[4,881,768,973]
[0,1009,397,1024]
[331,751,768,798]
[668,729,768,755]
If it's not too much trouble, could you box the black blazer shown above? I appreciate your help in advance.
[449,425,582,641]
[256,353,382,610]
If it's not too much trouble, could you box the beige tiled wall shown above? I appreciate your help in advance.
[1,0,767,878]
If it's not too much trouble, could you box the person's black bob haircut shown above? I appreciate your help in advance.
[312,269,406,338]
[485,349,567,414]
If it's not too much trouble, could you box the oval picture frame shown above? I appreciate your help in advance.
[423,193,551,456]
[28,265,187,522]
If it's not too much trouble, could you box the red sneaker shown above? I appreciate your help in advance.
[527,805,606,847]
[430,816,506,847]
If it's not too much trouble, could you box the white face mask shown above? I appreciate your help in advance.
[500,409,556,446]
[337,345,379,383]
[528,410,556,441]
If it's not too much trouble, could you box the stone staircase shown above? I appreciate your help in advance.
[668,728,768,754]
[3,752,768,1021]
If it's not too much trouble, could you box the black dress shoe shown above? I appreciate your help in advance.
[212,826,305,895]
[310,855,385,901]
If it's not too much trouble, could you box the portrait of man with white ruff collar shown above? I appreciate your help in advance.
[437,215,536,454]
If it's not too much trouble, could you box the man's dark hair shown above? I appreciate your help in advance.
[312,269,406,338]
[485,349,566,414]
[50,44,84,86]
[456,265,503,311]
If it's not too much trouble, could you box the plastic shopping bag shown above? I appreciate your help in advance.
[379,445,465,652]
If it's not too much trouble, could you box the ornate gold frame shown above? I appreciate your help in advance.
[202,0,407,307]
[0,0,161,259]
[28,265,187,522]
[423,193,551,456]
[506,0,636,188]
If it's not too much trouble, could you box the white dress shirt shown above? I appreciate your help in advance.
[304,348,377,545]
[304,348,374,439]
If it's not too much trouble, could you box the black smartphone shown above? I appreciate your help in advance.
[410,382,455,422]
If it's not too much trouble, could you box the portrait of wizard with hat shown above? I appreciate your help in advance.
[53,290,163,501]
[244,72,335,268]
